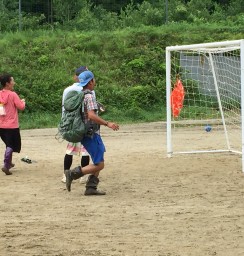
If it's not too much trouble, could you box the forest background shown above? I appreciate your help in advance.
[0,0,243,129]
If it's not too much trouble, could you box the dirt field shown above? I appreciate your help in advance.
[0,122,244,256]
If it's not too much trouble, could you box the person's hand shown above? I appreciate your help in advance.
[97,101,105,112]
[107,122,119,131]
[21,99,25,102]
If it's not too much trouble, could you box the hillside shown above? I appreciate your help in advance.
[0,22,243,128]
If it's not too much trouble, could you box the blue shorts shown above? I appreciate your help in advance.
[81,134,106,165]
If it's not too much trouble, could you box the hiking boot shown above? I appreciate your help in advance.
[2,167,12,175]
[84,175,106,196]
[65,169,73,192]
[84,187,106,196]
[65,166,84,192]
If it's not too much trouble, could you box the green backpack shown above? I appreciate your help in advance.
[57,90,88,143]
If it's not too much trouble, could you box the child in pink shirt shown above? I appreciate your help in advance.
[0,74,25,175]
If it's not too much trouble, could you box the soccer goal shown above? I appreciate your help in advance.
[166,39,244,172]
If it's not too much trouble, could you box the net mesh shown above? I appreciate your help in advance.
[169,46,241,153]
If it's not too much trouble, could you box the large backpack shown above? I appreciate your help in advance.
[57,90,88,143]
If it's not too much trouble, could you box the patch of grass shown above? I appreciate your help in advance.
[19,112,61,130]
[19,104,166,130]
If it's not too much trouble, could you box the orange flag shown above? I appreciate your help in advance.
[170,79,185,118]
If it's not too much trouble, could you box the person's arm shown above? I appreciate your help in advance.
[87,110,119,131]
[13,92,25,110]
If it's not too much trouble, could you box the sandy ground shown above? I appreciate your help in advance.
[0,122,244,256]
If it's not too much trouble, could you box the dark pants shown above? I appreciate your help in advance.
[0,128,21,153]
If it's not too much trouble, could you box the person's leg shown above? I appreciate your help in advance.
[81,155,90,167]
[79,154,90,184]
[82,140,105,195]
[62,142,82,182]
[85,173,106,196]
[8,147,14,168]
[65,134,106,194]
[61,154,73,182]
[1,128,20,175]
[64,154,73,171]
[2,147,13,175]
[65,161,104,192]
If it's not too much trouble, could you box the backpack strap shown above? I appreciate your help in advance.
[81,90,100,137]
[81,90,92,114]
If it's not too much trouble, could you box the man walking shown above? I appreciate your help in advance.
[65,70,119,196]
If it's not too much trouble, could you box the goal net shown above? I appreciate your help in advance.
[166,40,244,172]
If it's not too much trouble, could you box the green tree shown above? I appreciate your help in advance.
[92,0,143,13]
[227,0,244,16]
[52,0,86,24]
[0,0,18,31]
[186,0,215,21]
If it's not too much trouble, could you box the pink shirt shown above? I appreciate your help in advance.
[0,89,25,128]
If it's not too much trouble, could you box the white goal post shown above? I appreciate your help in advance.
[166,39,244,172]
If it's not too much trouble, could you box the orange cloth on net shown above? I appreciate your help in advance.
[170,79,185,118]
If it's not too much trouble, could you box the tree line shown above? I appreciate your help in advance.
[0,0,243,32]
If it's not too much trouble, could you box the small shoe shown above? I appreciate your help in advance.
[2,167,12,175]
[65,169,73,192]
[61,173,66,183]
[21,157,32,164]
[84,188,106,196]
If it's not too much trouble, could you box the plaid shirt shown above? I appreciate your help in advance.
[83,89,98,124]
